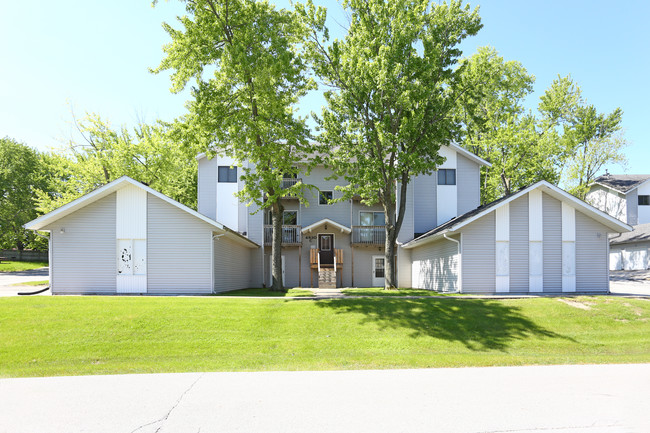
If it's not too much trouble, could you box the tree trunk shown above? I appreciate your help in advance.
[384,224,398,289]
[270,201,285,291]
[383,175,408,290]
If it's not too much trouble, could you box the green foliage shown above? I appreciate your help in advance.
[36,114,199,213]
[0,137,48,250]
[0,261,48,273]
[298,0,482,287]
[152,0,317,290]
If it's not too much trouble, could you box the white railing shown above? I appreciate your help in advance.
[333,253,337,282]
[352,226,386,245]
[281,178,301,190]
[317,251,321,273]
[263,225,302,245]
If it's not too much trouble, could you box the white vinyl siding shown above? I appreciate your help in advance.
[413,173,437,235]
[542,193,562,292]
[576,211,609,292]
[147,194,213,294]
[46,193,117,294]
[197,156,218,221]
[461,211,495,293]
[213,235,252,292]
[509,194,529,292]
[411,237,459,291]
[626,189,639,225]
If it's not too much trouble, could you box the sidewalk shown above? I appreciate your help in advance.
[1,364,648,433]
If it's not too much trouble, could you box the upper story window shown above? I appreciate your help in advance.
[438,169,456,185]
[360,211,385,226]
[264,210,298,225]
[319,190,333,205]
[639,195,650,206]
[218,166,237,183]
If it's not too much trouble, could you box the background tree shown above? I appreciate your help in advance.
[299,0,482,289]
[152,0,316,291]
[0,137,48,251]
[457,49,580,202]
[37,114,199,213]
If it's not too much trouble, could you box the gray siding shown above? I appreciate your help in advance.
[299,166,352,227]
[147,194,213,294]
[509,194,529,292]
[197,157,217,220]
[46,194,117,294]
[626,189,638,225]
[576,210,609,292]
[542,193,562,292]
[213,235,252,292]
[457,154,480,215]
[413,173,437,235]
[397,180,415,243]
[461,211,495,293]
[411,237,458,291]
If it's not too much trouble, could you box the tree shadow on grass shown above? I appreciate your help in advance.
[315,298,573,351]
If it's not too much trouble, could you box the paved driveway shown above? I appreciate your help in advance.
[0,364,648,433]
[610,270,650,296]
[0,267,49,297]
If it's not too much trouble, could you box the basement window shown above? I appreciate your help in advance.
[639,195,650,206]
[438,169,456,185]
[218,166,237,183]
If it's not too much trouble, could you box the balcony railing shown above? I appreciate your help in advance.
[281,177,302,190]
[264,225,302,246]
[351,226,386,245]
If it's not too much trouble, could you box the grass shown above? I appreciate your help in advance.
[12,280,49,286]
[216,288,314,297]
[0,261,48,273]
[342,288,457,297]
[1,296,650,377]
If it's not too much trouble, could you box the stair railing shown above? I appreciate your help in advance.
[317,251,321,273]
[333,253,337,286]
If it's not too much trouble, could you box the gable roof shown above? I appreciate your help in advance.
[591,174,650,194]
[610,223,650,245]
[403,180,632,249]
[301,218,351,234]
[24,176,259,248]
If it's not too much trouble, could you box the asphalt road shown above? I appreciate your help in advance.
[0,267,50,297]
[0,364,648,433]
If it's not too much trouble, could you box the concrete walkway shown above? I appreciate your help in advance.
[0,267,50,297]
[1,364,648,433]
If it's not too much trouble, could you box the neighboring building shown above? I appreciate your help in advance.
[586,174,650,270]
[25,144,631,295]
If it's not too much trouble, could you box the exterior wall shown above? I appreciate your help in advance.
[299,166,352,228]
[410,236,459,291]
[147,194,213,294]
[456,154,480,215]
[542,193,563,292]
[610,242,650,271]
[586,185,627,223]
[509,195,529,292]
[45,194,117,294]
[575,210,609,292]
[413,173,437,235]
[247,201,265,287]
[397,179,415,243]
[215,155,239,231]
[626,189,638,225]
[637,182,650,224]
[436,146,457,225]
[213,235,252,292]
[197,156,217,221]
[350,246,383,288]
[461,211,496,293]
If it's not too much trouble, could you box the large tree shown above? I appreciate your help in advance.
[299,0,481,288]
[37,114,199,213]
[152,0,316,291]
[0,137,47,251]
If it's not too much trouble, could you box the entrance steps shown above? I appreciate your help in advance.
[318,268,337,289]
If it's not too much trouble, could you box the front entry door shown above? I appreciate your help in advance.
[318,234,334,266]
[372,255,385,287]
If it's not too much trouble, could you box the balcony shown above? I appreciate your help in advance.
[264,225,302,246]
[280,178,302,199]
[351,226,386,246]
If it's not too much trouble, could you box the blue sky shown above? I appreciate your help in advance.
[1,0,647,175]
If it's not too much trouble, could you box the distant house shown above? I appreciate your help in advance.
[587,174,650,270]
[25,144,630,295]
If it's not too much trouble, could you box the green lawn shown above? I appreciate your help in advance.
[216,288,314,297]
[342,288,457,296]
[0,261,48,273]
[1,296,649,378]
[12,280,49,286]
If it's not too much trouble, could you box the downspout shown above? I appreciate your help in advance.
[443,233,461,293]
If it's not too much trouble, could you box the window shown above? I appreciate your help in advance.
[374,257,385,278]
[360,211,385,226]
[438,169,456,185]
[319,190,333,205]
[639,195,650,206]
[264,210,298,225]
[218,166,237,183]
